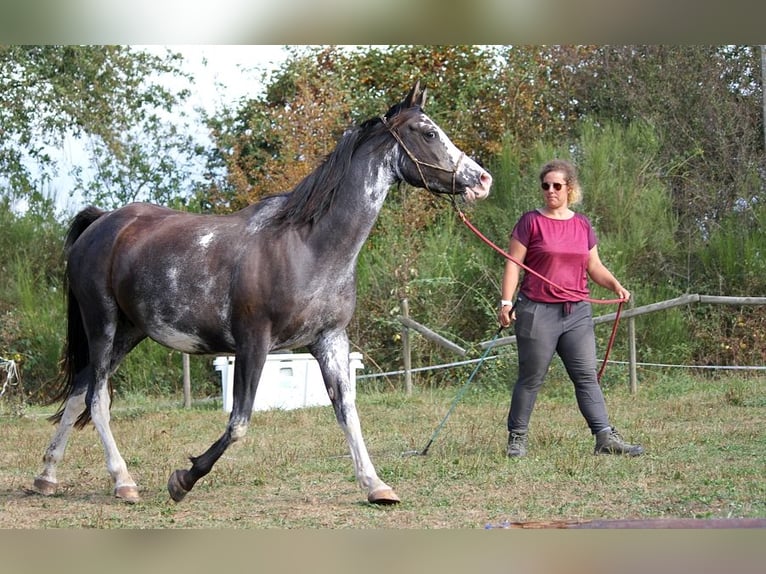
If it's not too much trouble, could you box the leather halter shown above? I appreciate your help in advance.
[380,114,464,196]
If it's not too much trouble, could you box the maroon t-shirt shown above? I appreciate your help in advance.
[511,209,597,303]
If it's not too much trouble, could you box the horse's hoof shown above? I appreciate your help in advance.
[167,469,190,502]
[368,487,401,505]
[115,484,140,503]
[32,477,57,496]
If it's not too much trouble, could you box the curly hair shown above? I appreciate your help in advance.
[539,159,582,206]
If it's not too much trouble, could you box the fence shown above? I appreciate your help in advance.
[394,294,766,394]
[179,293,765,406]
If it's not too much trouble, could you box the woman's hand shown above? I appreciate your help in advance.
[615,286,631,301]
[498,303,515,328]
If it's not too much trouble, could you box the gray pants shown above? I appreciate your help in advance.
[507,296,611,435]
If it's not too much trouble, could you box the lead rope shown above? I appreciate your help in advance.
[405,325,505,457]
[452,202,624,383]
[381,114,622,380]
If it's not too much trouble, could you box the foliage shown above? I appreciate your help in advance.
[0,45,201,210]
[0,256,64,402]
[695,204,766,295]
[576,119,680,288]
[0,197,66,398]
[686,203,766,366]
[1,45,765,402]
[569,45,764,238]
[113,340,221,399]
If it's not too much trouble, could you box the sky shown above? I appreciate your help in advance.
[151,45,292,115]
[37,45,293,215]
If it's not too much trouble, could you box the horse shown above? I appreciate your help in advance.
[32,80,492,506]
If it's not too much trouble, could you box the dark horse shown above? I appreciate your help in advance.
[32,81,492,505]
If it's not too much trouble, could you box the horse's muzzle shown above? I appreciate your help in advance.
[464,171,492,202]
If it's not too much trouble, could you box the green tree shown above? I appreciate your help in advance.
[0,45,200,211]
[569,45,764,239]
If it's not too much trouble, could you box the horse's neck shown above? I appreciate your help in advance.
[312,153,396,253]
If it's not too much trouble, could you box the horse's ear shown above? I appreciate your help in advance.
[404,80,427,109]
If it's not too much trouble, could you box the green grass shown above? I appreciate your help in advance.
[0,371,763,528]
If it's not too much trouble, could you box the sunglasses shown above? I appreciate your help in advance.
[541,182,565,191]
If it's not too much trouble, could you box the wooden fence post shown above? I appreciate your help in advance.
[628,298,637,393]
[401,298,412,396]
[182,353,191,408]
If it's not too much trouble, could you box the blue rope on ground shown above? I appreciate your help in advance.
[415,327,504,456]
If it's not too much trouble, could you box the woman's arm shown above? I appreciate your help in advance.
[498,237,527,326]
[586,245,630,301]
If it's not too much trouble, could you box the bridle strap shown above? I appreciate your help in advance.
[380,115,463,196]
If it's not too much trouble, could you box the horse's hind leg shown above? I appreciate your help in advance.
[89,373,140,502]
[87,327,144,502]
[32,370,89,496]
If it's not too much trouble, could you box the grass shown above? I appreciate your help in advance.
[0,371,763,528]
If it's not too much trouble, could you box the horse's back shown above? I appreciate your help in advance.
[70,202,249,259]
[69,203,177,251]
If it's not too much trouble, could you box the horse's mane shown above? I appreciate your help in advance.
[267,103,421,230]
[267,119,381,230]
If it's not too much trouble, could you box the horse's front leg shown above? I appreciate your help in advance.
[167,347,265,502]
[311,335,400,505]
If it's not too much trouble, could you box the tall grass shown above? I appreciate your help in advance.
[0,255,65,402]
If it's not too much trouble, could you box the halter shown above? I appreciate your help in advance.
[380,115,464,196]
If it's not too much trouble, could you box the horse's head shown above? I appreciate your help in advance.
[382,80,492,202]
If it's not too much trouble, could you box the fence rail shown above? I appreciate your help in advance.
[398,294,766,394]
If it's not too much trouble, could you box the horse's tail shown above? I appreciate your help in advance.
[48,206,106,427]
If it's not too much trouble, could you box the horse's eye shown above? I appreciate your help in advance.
[424,130,436,140]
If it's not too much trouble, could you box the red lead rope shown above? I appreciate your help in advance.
[454,207,624,383]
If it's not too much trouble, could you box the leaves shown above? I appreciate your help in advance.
[0,45,198,209]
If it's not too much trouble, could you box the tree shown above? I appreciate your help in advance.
[569,45,764,236]
[0,45,201,211]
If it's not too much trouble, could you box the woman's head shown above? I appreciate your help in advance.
[539,159,582,206]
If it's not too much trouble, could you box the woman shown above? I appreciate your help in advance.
[498,159,643,458]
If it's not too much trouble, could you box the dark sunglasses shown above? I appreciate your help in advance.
[541,182,565,191]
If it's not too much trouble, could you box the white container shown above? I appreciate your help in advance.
[214,352,364,413]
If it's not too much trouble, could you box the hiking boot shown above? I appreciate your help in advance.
[594,427,644,456]
[506,431,528,457]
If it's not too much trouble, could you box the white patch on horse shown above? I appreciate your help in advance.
[166,266,180,292]
[364,154,396,208]
[326,337,354,393]
[230,421,248,440]
[154,326,206,354]
[247,201,283,233]
[198,232,215,248]
[217,299,231,324]
[432,123,463,168]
